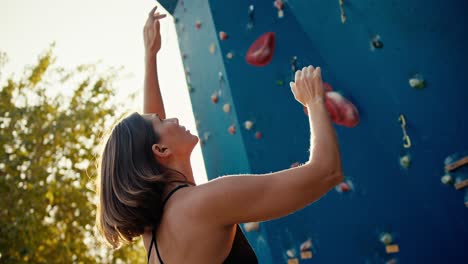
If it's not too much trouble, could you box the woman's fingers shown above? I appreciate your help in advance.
[295,70,302,81]
[153,13,167,20]
[148,5,158,17]
[314,67,321,79]
[301,67,307,79]
[153,19,160,32]
[289,82,296,90]
[307,65,314,77]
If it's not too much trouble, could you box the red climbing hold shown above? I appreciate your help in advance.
[228,125,236,134]
[303,88,359,128]
[274,0,284,10]
[290,162,300,168]
[323,82,333,92]
[326,91,359,128]
[219,31,228,41]
[211,94,219,104]
[338,182,351,192]
[255,131,262,139]
[245,32,276,67]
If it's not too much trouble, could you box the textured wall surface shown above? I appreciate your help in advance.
[157,0,468,263]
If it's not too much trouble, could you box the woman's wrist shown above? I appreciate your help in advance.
[305,97,325,107]
[145,51,158,61]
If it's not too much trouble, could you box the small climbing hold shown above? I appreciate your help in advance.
[195,119,200,128]
[454,178,468,190]
[300,251,313,259]
[380,232,393,245]
[223,103,231,113]
[209,43,216,54]
[336,181,351,192]
[323,82,333,92]
[399,154,411,169]
[195,20,201,29]
[274,0,283,10]
[228,125,236,135]
[248,5,255,29]
[244,120,254,130]
[385,245,400,254]
[200,132,211,146]
[218,71,223,81]
[276,80,284,86]
[182,53,188,60]
[211,94,219,104]
[444,154,468,172]
[339,0,346,23]
[409,74,425,89]
[286,249,296,258]
[274,0,284,18]
[441,174,453,185]
[291,56,298,77]
[246,32,276,67]
[219,31,228,41]
[255,131,262,139]
[203,132,211,141]
[300,239,312,251]
[187,84,194,93]
[386,258,398,264]
[371,35,384,50]
[226,52,234,59]
[243,222,260,232]
[290,162,300,168]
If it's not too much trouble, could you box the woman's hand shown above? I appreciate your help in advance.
[144,6,167,57]
[290,66,325,107]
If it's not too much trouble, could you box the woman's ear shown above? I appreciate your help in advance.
[152,144,171,159]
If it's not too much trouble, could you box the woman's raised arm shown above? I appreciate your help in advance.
[143,6,167,116]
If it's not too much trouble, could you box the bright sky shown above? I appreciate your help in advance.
[0,0,208,184]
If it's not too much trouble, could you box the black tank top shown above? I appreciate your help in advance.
[147,184,258,264]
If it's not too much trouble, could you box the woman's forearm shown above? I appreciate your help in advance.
[306,99,343,176]
[143,54,166,118]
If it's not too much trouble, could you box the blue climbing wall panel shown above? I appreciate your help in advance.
[157,0,468,263]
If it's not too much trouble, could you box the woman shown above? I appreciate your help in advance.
[96,6,344,264]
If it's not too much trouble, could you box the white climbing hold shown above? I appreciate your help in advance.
[223,103,231,113]
[409,75,425,89]
[209,43,216,54]
[441,174,453,185]
[300,239,312,251]
[243,222,260,232]
[380,232,393,245]
[244,120,254,130]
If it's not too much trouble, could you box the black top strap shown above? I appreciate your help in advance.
[147,184,190,264]
[147,228,156,263]
[162,184,190,208]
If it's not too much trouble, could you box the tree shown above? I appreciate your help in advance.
[0,46,146,263]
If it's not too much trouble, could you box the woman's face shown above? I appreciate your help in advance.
[142,113,198,158]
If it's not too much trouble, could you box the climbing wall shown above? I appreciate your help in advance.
[157,0,468,263]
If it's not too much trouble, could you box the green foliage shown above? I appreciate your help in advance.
[0,47,145,263]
